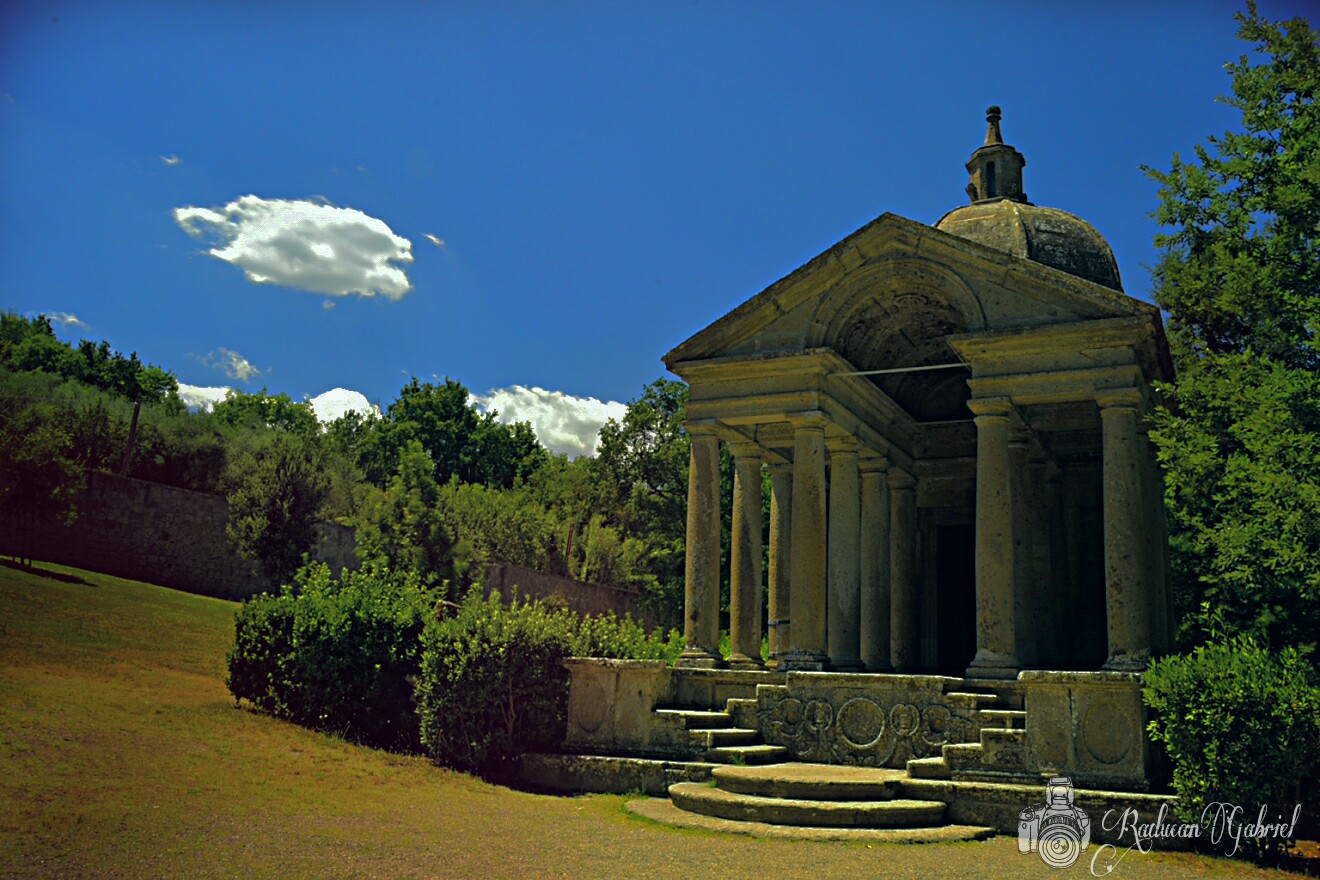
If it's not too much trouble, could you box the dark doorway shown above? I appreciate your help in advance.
[935,524,976,675]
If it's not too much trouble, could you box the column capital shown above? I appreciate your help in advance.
[860,455,890,475]
[726,441,762,461]
[888,467,916,490]
[785,410,829,430]
[1095,387,1142,411]
[685,420,722,439]
[767,461,794,477]
[826,436,861,456]
[967,396,1014,420]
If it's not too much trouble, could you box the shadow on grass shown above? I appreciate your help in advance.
[0,558,96,586]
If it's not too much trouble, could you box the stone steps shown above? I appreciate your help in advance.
[706,743,790,764]
[906,756,953,780]
[689,727,760,749]
[712,762,905,801]
[979,708,1027,729]
[653,708,732,730]
[669,783,948,828]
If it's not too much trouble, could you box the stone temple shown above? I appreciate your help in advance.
[523,108,1176,841]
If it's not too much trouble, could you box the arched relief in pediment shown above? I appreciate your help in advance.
[807,257,985,422]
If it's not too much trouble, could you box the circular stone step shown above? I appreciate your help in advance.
[713,762,905,801]
[669,782,947,828]
[628,798,993,843]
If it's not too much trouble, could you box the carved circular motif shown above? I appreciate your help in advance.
[889,703,921,738]
[837,698,886,749]
[574,676,608,733]
[780,698,804,727]
[805,699,834,732]
[1082,700,1133,765]
[920,705,954,747]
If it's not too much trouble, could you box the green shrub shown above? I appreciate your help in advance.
[416,588,681,773]
[225,563,436,752]
[1143,635,1320,862]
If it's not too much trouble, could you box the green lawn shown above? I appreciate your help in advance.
[0,560,1307,880]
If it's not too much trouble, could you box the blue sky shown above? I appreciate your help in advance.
[2,1,1314,454]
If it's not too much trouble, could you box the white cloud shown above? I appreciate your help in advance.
[200,347,261,382]
[473,385,627,459]
[424,233,445,248]
[44,311,88,330]
[160,155,182,166]
[176,383,232,412]
[173,195,414,300]
[307,388,381,423]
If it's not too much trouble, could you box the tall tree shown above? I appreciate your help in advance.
[1145,3,1320,652]
[223,432,330,585]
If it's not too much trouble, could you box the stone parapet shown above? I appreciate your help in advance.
[1019,670,1153,791]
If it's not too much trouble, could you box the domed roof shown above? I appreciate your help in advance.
[936,199,1123,291]
[934,106,1123,292]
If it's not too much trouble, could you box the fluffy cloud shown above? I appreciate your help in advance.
[200,347,261,382]
[160,155,182,166]
[176,384,232,412]
[473,385,627,459]
[44,311,88,330]
[308,388,380,423]
[173,195,413,299]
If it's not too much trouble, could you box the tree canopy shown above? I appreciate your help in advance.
[1145,3,1320,654]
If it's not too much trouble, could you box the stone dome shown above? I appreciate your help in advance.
[934,106,1123,292]
[935,199,1123,291]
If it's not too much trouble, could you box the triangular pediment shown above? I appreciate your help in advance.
[664,212,1157,370]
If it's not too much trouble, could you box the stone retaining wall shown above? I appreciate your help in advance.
[484,562,670,630]
[0,470,357,601]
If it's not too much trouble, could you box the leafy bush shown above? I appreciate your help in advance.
[416,588,680,773]
[1144,634,1320,861]
[226,564,436,752]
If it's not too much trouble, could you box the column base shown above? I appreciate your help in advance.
[727,654,764,670]
[965,648,1020,680]
[865,663,895,674]
[828,659,866,672]
[778,651,829,672]
[1102,653,1150,672]
[674,648,722,670]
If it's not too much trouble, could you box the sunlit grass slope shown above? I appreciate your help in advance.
[0,561,1297,880]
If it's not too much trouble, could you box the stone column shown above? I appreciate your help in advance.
[676,426,722,668]
[966,397,1020,679]
[767,463,793,665]
[860,459,892,672]
[1010,439,1036,668]
[827,440,862,670]
[783,416,829,671]
[889,467,918,673]
[1044,465,1067,667]
[1098,389,1152,671]
[728,444,764,669]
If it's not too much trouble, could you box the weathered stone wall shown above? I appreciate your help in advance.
[484,562,671,631]
[0,470,357,601]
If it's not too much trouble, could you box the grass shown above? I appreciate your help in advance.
[0,559,1310,880]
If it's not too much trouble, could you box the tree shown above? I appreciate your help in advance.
[354,439,462,589]
[1145,3,1320,653]
[212,389,319,435]
[223,432,330,585]
[0,397,84,564]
